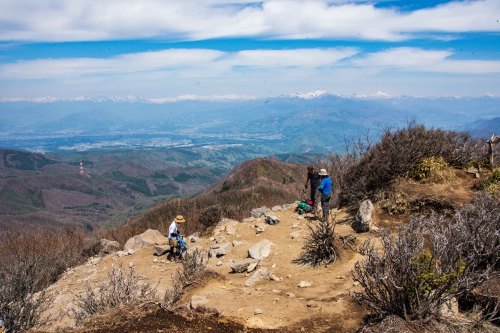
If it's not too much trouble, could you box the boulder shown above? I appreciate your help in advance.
[209,242,232,258]
[248,239,272,261]
[271,206,283,212]
[99,239,122,254]
[251,206,270,218]
[265,215,280,225]
[124,229,167,252]
[190,295,208,310]
[247,262,258,273]
[212,218,240,236]
[230,258,258,273]
[244,268,272,287]
[352,200,374,233]
[153,245,170,256]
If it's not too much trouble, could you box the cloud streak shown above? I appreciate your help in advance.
[0,0,499,42]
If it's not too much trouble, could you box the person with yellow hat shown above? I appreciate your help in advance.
[168,215,186,260]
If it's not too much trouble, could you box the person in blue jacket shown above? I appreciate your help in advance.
[317,168,332,222]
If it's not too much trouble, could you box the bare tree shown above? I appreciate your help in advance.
[293,219,339,267]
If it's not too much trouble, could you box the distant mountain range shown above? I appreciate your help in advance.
[1,93,498,153]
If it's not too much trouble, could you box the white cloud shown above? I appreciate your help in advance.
[0,0,499,42]
[0,47,358,79]
[355,47,500,73]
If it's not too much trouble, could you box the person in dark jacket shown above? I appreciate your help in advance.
[317,168,332,222]
[305,166,321,211]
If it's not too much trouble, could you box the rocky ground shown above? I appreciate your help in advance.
[35,174,479,332]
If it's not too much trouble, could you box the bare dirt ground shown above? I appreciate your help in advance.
[36,172,481,332]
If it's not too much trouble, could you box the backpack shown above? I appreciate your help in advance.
[296,201,312,213]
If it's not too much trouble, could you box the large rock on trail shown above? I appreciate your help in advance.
[154,245,170,256]
[251,206,270,218]
[124,229,167,252]
[244,268,272,287]
[230,258,258,273]
[265,215,280,225]
[99,239,122,255]
[248,239,272,261]
[352,200,374,233]
[212,218,240,236]
[209,242,233,258]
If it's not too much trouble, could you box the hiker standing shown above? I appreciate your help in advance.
[317,169,332,222]
[168,215,185,260]
[305,166,321,211]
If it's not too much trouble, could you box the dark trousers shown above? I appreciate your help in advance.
[321,194,331,222]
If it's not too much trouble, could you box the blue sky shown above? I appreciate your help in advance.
[0,0,499,99]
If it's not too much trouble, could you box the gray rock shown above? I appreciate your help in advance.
[124,229,167,252]
[247,262,258,273]
[190,295,208,310]
[271,206,283,212]
[352,199,374,233]
[116,250,129,258]
[209,242,232,258]
[232,240,242,247]
[307,300,319,308]
[290,231,300,239]
[89,257,100,265]
[251,206,270,218]
[244,268,272,287]
[189,234,200,243]
[230,258,258,273]
[215,236,226,244]
[298,281,313,288]
[254,308,263,315]
[99,239,122,254]
[243,217,256,223]
[153,245,170,256]
[291,222,300,229]
[248,239,272,261]
[212,218,240,236]
[255,225,266,234]
[265,215,280,225]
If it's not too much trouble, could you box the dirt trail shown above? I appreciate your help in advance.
[41,204,375,332]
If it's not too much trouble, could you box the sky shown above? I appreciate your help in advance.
[0,0,499,99]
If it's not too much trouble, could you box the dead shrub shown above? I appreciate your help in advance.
[163,248,208,309]
[293,219,339,267]
[341,124,481,206]
[353,194,499,323]
[73,264,158,325]
[198,205,223,229]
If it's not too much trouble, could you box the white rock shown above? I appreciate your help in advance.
[213,218,240,236]
[248,239,272,261]
[89,257,100,265]
[254,308,263,315]
[292,222,300,229]
[352,199,374,233]
[290,231,301,239]
[190,295,208,310]
[244,268,272,287]
[271,206,283,212]
[286,292,296,298]
[251,206,270,218]
[230,259,258,273]
[216,261,223,266]
[298,281,313,288]
[265,215,280,225]
[209,242,232,258]
[232,240,242,247]
[124,229,167,252]
[307,300,319,308]
[116,251,129,257]
[247,262,259,273]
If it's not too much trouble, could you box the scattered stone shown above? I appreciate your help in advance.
[128,261,135,268]
[270,273,282,282]
[353,281,360,287]
[226,225,237,235]
[189,234,200,243]
[271,205,283,212]
[116,251,129,258]
[215,236,226,244]
[89,257,100,265]
[271,263,276,268]
[272,289,282,294]
[216,261,223,266]
[287,275,292,279]
[232,240,242,247]
[254,308,263,315]
[209,242,233,258]
[251,206,270,218]
[153,245,170,256]
[99,239,122,255]
[265,215,280,225]
[127,249,135,255]
[290,231,301,239]
[124,229,167,252]
[212,218,240,236]
[243,217,256,223]
[248,239,272,261]
[297,216,305,220]
[352,199,374,233]
[307,300,319,308]
[153,258,158,263]
[298,281,313,288]
[255,225,266,234]
[230,259,258,273]
[286,292,296,298]
[369,225,380,233]
[247,262,258,273]
[292,222,300,229]
[190,295,208,310]
[244,268,272,287]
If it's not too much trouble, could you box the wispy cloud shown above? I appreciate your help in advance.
[0,0,498,42]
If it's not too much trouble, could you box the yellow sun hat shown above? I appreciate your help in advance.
[175,215,186,223]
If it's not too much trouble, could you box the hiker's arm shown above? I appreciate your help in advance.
[318,179,325,191]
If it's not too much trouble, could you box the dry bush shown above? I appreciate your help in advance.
[341,124,481,206]
[73,264,158,325]
[0,227,99,332]
[293,219,339,267]
[411,156,456,184]
[163,248,208,309]
[475,168,500,196]
[353,194,499,324]
[198,205,223,228]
